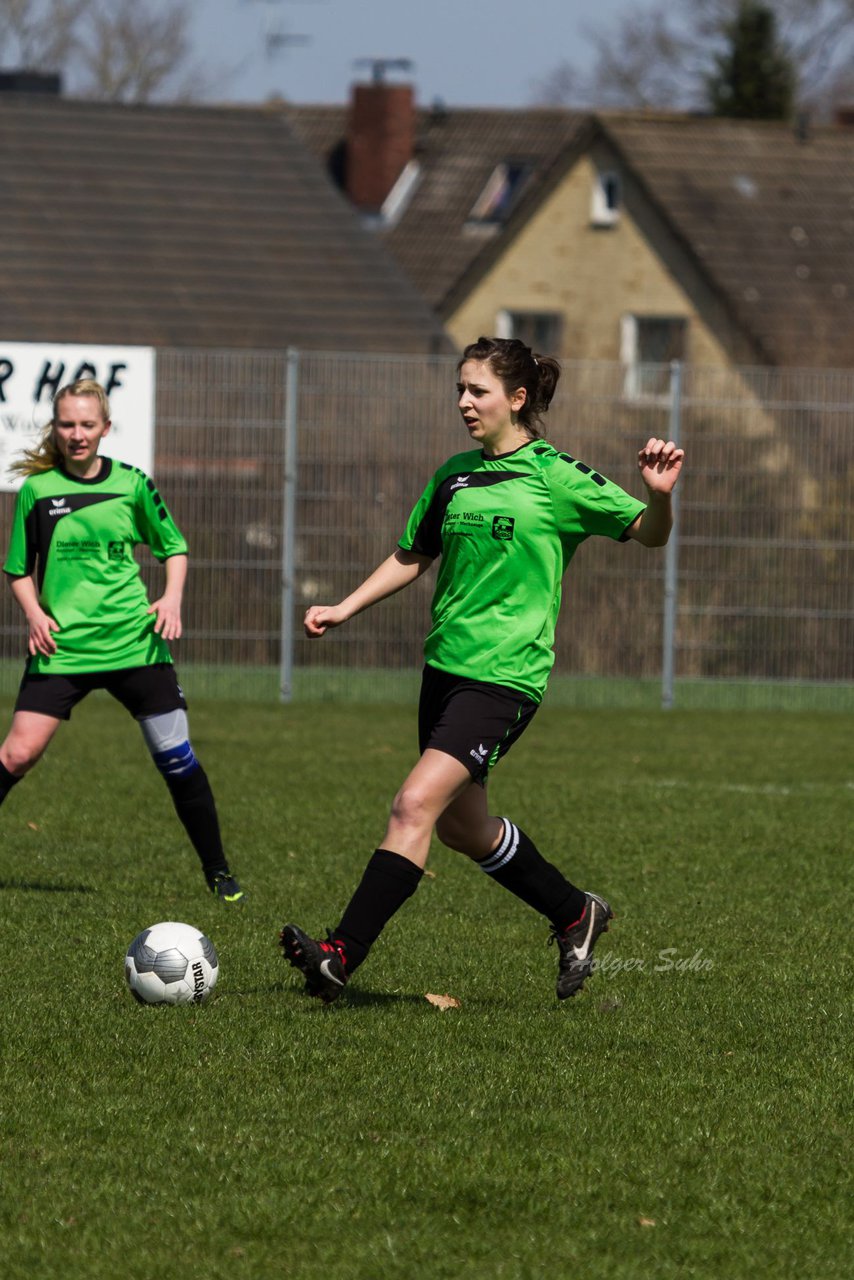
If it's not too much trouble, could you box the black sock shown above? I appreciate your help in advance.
[164,764,229,883]
[0,760,22,806]
[333,848,423,973]
[478,820,586,931]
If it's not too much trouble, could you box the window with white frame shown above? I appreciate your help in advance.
[621,315,687,398]
[591,170,621,228]
[496,309,564,354]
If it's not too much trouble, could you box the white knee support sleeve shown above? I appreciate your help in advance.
[139,709,198,778]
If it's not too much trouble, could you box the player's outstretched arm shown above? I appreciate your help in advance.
[7,574,60,656]
[628,437,685,547]
[305,548,432,638]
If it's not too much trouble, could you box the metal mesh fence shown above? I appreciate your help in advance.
[0,348,852,709]
[676,364,854,687]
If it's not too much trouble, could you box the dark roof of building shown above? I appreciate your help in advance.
[0,93,451,353]
[599,112,854,369]
[286,103,590,313]
[290,99,854,369]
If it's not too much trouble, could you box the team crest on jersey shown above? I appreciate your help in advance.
[492,516,515,541]
[108,541,125,561]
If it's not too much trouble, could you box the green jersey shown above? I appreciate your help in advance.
[399,440,645,702]
[4,458,188,674]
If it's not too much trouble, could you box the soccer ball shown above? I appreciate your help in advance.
[125,921,219,1006]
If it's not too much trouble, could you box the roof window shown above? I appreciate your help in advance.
[467,162,532,227]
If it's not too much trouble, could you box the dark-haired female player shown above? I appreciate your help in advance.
[281,337,683,1000]
[0,378,244,903]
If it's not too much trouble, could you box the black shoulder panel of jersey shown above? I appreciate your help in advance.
[409,470,527,558]
[556,452,608,487]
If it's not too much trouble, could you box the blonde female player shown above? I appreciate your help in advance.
[0,378,243,903]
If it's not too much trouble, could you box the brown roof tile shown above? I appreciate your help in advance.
[0,94,451,353]
[599,113,854,368]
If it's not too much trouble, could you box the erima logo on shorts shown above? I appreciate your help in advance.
[470,742,489,764]
[492,516,515,540]
[49,497,71,516]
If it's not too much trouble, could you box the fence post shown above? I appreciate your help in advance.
[279,347,299,703]
[661,360,682,710]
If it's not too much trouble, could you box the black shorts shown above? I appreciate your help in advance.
[14,663,188,722]
[417,663,538,783]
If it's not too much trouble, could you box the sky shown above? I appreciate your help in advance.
[190,0,634,109]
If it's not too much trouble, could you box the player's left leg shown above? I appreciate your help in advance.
[138,707,244,899]
[438,784,612,997]
[438,781,587,923]
[109,665,244,903]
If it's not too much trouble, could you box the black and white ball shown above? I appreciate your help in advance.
[125,921,219,1005]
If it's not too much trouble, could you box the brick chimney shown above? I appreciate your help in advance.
[346,67,415,214]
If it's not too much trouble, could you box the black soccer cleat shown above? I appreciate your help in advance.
[549,892,613,999]
[279,923,348,1004]
[209,871,246,905]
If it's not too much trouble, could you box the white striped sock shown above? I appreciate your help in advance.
[479,818,519,874]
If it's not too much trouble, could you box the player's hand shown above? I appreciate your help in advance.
[148,596,183,641]
[637,438,684,494]
[304,604,347,638]
[27,610,59,657]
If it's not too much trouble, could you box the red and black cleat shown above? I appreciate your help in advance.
[279,923,348,1004]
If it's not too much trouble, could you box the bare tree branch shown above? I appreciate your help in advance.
[584,7,701,109]
[0,0,87,70]
[530,0,854,117]
[0,0,211,102]
[76,0,197,102]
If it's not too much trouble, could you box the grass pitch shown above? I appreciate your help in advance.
[0,699,851,1279]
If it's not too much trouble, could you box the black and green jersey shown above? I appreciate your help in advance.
[4,458,188,674]
[399,440,645,702]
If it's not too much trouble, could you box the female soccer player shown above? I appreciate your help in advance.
[281,336,683,1001]
[0,378,244,903]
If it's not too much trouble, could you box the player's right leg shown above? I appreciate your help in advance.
[281,747,473,1002]
[0,711,63,800]
[0,668,81,804]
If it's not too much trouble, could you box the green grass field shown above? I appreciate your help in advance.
[3,659,854,710]
[1,699,851,1279]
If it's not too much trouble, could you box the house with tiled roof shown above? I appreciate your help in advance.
[0,82,451,355]
[287,94,590,322]
[287,79,854,376]
[587,112,854,372]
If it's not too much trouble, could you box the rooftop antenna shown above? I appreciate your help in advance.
[353,57,414,84]
[265,30,311,57]
[243,0,318,60]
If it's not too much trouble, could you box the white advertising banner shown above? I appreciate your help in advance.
[0,343,155,492]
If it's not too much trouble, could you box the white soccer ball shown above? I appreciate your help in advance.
[125,921,219,1006]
